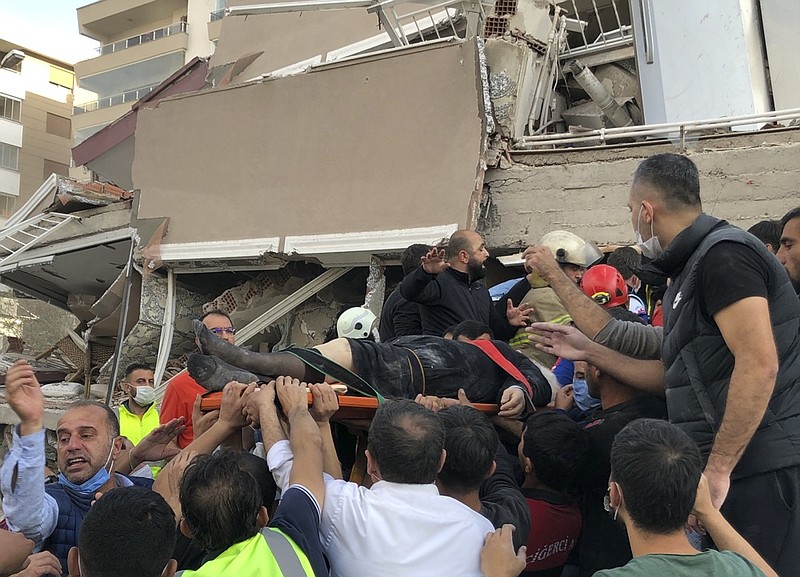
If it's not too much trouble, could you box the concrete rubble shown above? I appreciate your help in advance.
[0,0,799,432]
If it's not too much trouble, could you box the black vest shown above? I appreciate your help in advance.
[659,215,800,479]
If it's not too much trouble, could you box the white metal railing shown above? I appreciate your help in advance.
[558,0,633,59]
[73,84,159,114]
[228,0,485,48]
[210,8,226,21]
[95,22,188,56]
[513,108,800,149]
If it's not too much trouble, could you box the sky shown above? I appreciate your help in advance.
[1,0,99,64]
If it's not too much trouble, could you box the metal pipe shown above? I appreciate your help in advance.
[105,241,136,407]
[513,108,800,148]
[565,59,633,128]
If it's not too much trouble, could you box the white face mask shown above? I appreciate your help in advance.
[636,205,664,260]
[132,386,156,406]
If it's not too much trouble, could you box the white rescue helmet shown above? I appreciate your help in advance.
[538,230,603,268]
[337,307,378,339]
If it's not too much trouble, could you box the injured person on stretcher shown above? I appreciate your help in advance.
[188,320,554,419]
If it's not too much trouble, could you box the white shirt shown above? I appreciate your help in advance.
[268,440,493,577]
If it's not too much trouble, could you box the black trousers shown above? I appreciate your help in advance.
[720,465,800,577]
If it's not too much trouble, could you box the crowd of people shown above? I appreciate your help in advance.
[1,152,799,577]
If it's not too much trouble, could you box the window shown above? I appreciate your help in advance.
[0,143,19,171]
[0,95,21,122]
[46,113,71,139]
[43,159,69,179]
[49,65,73,90]
[0,193,15,217]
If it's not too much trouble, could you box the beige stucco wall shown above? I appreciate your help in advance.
[134,39,486,244]
[480,128,800,249]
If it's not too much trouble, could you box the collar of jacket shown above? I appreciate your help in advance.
[639,213,727,282]
[447,267,473,285]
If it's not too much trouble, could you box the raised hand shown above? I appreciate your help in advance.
[191,395,219,439]
[153,449,198,519]
[131,417,186,466]
[421,247,450,275]
[275,376,308,417]
[218,381,251,430]
[522,245,560,279]
[527,322,592,361]
[506,299,532,327]
[309,383,339,423]
[5,360,44,435]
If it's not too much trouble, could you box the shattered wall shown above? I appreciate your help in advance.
[0,293,77,356]
[97,273,209,388]
[480,128,800,248]
[134,39,487,245]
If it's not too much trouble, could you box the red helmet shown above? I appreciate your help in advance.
[581,264,628,308]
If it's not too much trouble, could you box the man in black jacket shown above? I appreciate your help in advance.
[399,230,529,340]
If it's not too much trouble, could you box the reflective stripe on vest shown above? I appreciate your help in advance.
[260,527,307,576]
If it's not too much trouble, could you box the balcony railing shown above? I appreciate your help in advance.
[73,84,158,114]
[210,8,226,21]
[95,22,189,56]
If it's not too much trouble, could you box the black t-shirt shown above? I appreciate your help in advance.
[698,242,771,319]
[577,395,668,577]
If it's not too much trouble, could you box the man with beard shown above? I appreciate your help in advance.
[777,206,800,297]
[399,230,530,340]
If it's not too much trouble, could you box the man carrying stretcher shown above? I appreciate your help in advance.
[188,320,553,418]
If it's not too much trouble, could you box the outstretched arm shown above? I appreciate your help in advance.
[523,246,611,338]
[309,383,343,480]
[528,323,665,396]
[276,377,325,508]
[0,361,58,545]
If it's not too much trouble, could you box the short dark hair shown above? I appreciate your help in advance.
[437,406,499,493]
[236,451,278,510]
[401,244,431,276]
[610,419,702,534]
[445,230,477,261]
[66,400,120,438]
[199,309,233,325]
[368,400,445,484]
[522,411,588,494]
[747,220,782,249]
[780,207,800,230]
[124,362,153,379]
[606,247,641,280]
[632,153,701,210]
[79,486,176,577]
[450,320,494,341]
[180,450,262,551]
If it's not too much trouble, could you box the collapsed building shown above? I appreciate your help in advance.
[0,0,798,421]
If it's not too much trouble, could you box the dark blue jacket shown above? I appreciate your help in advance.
[43,475,154,576]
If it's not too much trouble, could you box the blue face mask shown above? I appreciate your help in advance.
[58,442,115,494]
[573,379,601,413]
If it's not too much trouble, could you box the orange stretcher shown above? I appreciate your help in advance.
[199,390,500,420]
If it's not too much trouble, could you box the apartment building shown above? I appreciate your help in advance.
[73,0,221,144]
[0,39,75,225]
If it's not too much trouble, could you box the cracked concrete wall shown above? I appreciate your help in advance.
[480,128,800,248]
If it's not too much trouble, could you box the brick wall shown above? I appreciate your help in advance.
[480,127,800,249]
